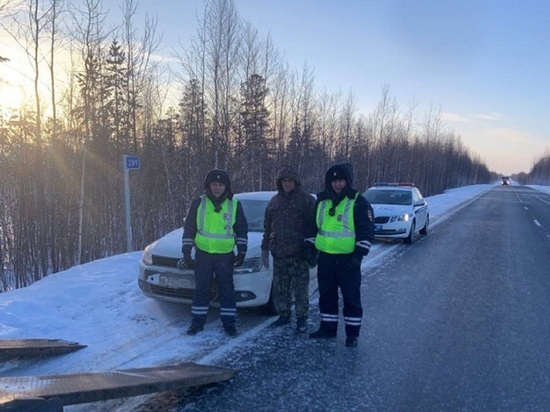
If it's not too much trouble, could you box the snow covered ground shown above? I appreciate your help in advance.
[1,182,548,407]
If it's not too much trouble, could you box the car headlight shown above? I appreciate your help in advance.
[234,257,263,274]
[389,213,409,223]
[141,247,153,265]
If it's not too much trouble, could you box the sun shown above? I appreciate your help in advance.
[0,36,33,116]
[0,80,26,112]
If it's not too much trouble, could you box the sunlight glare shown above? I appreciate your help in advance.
[0,82,26,113]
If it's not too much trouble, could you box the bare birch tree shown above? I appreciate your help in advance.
[121,0,162,150]
[337,90,357,160]
[69,0,108,263]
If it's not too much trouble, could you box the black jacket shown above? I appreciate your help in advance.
[182,169,248,255]
[182,197,248,255]
[306,163,374,256]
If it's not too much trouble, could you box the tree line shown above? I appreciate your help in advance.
[1,0,496,291]
[513,151,550,186]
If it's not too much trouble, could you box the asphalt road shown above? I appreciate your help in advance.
[138,185,550,412]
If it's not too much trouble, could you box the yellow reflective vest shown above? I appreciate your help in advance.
[194,196,238,253]
[315,193,358,254]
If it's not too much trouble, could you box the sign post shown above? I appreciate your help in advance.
[123,155,140,252]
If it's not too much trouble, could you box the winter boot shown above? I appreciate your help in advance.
[308,327,336,339]
[345,337,358,347]
[187,324,204,335]
[270,315,291,327]
[224,325,237,336]
[296,317,308,333]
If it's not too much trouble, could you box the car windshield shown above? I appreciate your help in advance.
[364,189,412,205]
[239,199,268,232]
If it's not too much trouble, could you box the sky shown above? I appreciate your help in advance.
[135,0,550,175]
[1,182,550,409]
[1,0,549,176]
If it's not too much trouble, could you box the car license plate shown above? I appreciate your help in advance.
[375,224,383,231]
[159,275,194,289]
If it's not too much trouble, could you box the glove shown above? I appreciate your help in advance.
[177,253,195,270]
[349,251,363,269]
[234,251,245,267]
[261,250,270,269]
[304,248,318,269]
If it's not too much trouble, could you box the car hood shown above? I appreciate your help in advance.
[145,228,264,258]
[371,204,411,217]
[146,228,184,257]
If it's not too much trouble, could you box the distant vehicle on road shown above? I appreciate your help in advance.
[363,183,429,244]
[501,176,511,186]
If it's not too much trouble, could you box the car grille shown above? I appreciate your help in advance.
[148,284,218,301]
[376,229,406,235]
[149,284,194,299]
[374,216,390,224]
[152,255,180,268]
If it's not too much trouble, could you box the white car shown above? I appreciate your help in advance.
[363,183,429,244]
[138,191,317,314]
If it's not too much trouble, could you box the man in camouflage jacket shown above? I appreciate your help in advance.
[261,167,316,332]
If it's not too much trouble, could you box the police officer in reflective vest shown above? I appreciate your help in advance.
[181,169,248,336]
[305,163,374,347]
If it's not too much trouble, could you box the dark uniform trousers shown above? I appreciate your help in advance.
[317,251,363,338]
[191,249,236,328]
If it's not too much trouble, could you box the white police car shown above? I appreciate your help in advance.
[363,183,429,244]
[138,191,317,314]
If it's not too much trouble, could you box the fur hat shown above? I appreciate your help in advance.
[204,169,231,190]
[324,163,354,188]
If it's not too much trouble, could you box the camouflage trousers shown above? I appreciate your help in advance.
[272,255,310,319]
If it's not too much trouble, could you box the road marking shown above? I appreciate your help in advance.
[524,206,528,210]
[535,195,550,206]
[534,219,542,227]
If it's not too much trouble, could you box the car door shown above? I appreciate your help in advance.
[412,188,427,229]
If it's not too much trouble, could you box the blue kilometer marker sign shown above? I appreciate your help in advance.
[125,155,140,170]
[123,155,140,252]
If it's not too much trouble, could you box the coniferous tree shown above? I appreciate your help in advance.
[179,78,209,199]
[239,73,271,190]
[105,39,130,150]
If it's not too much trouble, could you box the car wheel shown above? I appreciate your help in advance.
[404,221,416,244]
[419,215,429,235]
[261,284,279,316]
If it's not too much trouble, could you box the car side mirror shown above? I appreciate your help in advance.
[415,200,426,207]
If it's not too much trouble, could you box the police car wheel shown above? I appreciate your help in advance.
[404,221,416,244]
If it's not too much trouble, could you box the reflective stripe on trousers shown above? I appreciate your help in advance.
[317,251,363,337]
[191,249,236,328]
